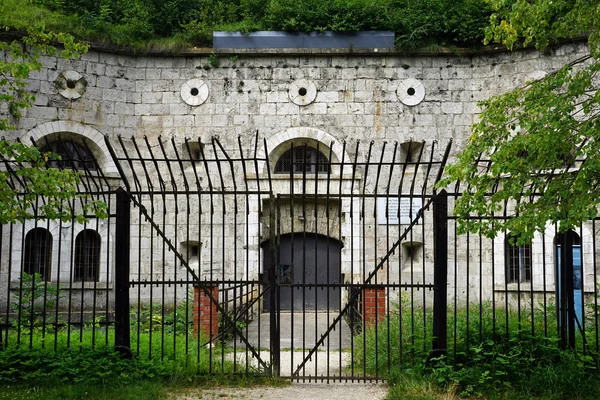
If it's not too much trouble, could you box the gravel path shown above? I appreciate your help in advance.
[174,382,388,400]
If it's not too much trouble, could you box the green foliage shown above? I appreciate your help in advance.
[207,53,220,68]
[0,23,107,223]
[218,310,247,343]
[439,0,600,244]
[428,336,600,398]
[0,380,166,400]
[10,273,62,331]
[0,140,108,224]
[252,0,491,48]
[131,294,194,335]
[0,346,169,385]
[3,0,492,50]
[484,0,600,53]
[358,301,600,399]
[0,24,88,132]
[2,311,225,381]
[261,0,389,32]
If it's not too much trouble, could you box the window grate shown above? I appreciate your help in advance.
[24,228,52,281]
[274,146,330,174]
[40,140,98,171]
[74,230,101,282]
[506,235,532,283]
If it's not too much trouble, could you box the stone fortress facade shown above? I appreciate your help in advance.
[0,39,593,316]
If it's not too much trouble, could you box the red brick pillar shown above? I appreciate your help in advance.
[194,285,219,340]
[362,287,386,325]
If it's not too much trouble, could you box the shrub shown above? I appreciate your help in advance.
[10,273,62,331]
[10,0,492,50]
[355,300,600,399]
[0,346,168,385]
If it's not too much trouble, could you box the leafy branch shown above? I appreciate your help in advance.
[1,24,106,224]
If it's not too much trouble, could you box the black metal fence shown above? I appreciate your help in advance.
[0,135,597,382]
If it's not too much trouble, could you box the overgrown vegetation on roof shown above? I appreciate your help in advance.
[1,0,492,52]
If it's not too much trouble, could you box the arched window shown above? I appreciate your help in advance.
[24,228,52,281]
[505,234,532,283]
[75,230,101,282]
[274,146,329,174]
[39,140,97,171]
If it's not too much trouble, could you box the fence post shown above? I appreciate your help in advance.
[268,194,280,377]
[114,187,131,357]
[559,229,575,349]
[432,190,448,356]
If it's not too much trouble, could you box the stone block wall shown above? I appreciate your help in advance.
[0,41,592,309]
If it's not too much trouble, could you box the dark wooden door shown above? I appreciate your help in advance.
[262,233,342,311]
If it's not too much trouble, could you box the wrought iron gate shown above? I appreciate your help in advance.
[104,135,451,381]
[2,134,600,383]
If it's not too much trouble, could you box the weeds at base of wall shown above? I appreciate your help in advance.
[0,338,286,400]
[354,301,600,399]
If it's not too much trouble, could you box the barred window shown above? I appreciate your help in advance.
[75,230,101,282]
[274,146,329,174]
[40,140,97,171]
[24,228,52,281]
[506,235,532,283]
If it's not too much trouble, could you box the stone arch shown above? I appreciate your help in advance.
[25,121,118,175]
[258,127,351,177]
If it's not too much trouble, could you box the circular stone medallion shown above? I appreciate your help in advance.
[397,78,425,106]
[181,79,209,106]
[289,79,317,106]
[56,70,87,100]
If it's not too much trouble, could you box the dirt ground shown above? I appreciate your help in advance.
[173,382,389,400]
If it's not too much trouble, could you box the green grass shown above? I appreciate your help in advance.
[1,325,239,377]
[0,324,286,400]
[352,299,600,399]
[0,376,291,400]
[0,381,167,400]
[5,296,600,399]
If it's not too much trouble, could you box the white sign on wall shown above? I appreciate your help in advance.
[376,197,423,225]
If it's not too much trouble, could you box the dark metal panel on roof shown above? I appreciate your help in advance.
[213,31,395,49]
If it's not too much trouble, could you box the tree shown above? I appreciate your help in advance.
[0,25,107,224]
[440,0,600,244]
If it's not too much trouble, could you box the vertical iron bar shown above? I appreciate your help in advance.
[314,143,319,381]
[432,190,448,355]
[0,224,3,348]
[362,141,373,377]
[289,143,295,380]
[453,193,458,361]
[114,187,131,354]
[269,194,280,377]
[237,136,251,374]
[349,140,359,381]
[373,141,386,381]
[385,143,397,374]
[562,230,575,349]
[594,220,599,354]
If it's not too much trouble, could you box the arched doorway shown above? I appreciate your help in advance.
[261,233,343,311]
